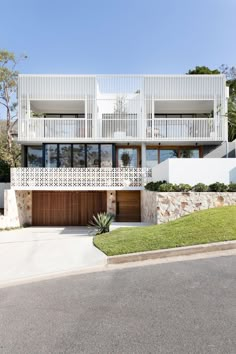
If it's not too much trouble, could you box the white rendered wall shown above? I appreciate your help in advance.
[152,160,169,182]
[152,159,236,185]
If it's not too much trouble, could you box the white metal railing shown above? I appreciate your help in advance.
[18,117,224,141]
[99,118,139,139]
[19,118,93,140]
[146,118,223,140]
[11,168,151,190]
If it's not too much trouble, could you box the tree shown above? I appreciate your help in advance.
[187,65,236,141]
[187,66,220,75]
[220,65,236,141]
[0,50,26,166]
[0,120,21,168]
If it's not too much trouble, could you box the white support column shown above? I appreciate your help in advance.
[27,95,30,139]
[213,97,219,139]
[141,143,146,168]
[85,96,87,138]
[152,97,154,140]
[27,95,30,119]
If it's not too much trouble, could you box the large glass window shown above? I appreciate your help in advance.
[45,144,58,167]
[146,149,158,168]
[101,145,113,167]
[73,144,85,167]
[118,148,138,167]
[87,144,99,167]
[59,144,71,167]
[27,146,43,167]
[179,149,199,158]
[160,150,178,163]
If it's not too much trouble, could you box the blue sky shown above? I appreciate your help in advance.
[1,0,235,74]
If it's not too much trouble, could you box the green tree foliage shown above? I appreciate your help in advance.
[187,66,220,75]
[0,121,21,167]
[220,65,236,141]
[0,50,26,169]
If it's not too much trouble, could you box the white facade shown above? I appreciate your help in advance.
[12,73,230,192]
[17,74,228,143]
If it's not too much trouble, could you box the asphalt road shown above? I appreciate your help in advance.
[0,255,235,354]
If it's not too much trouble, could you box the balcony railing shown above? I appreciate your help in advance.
[11,168,151,190]
[146,118,223,141]
[18,117,224,142]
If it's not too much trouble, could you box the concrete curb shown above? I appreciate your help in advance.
[107,240,236,264]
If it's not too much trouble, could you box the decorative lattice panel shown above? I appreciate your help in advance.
[11,168,152,190]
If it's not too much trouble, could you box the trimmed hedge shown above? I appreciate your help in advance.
[145,181,236,192]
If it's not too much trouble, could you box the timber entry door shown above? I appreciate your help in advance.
[116,191,140,222]
[32,191,107,226]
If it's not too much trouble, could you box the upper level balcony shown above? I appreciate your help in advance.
[18,116,224,142]
[17,74,228,143]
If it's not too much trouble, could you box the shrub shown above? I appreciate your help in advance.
[159,183,175,192]
[228,183,236,192]
[192,183,209,192]
[208,182,228,192]
[89,212,114,235]
[145,181,167,191]
[173,184,192,192]
[0,159,10,182]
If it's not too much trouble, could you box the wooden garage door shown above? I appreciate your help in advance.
[32,191,107,226]
[116,191,140,222]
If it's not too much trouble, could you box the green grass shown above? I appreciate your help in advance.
[93,206,236,256]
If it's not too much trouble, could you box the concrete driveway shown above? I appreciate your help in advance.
[0,227,107,285]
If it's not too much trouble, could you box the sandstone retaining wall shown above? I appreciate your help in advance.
[141,191,236,224]
[0,190,32,229]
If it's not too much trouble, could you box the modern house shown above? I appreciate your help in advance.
[7,74,234,226]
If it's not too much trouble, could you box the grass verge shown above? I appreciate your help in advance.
[94,206,236,256]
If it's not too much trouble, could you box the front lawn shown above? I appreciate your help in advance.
[93,206,236,256]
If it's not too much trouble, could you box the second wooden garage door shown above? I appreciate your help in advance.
[116,191,140,222]
[32,191,107,226]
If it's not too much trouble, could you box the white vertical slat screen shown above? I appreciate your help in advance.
[17,74,227,142]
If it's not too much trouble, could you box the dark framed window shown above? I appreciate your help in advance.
[45,144,58,167]
[31,143,115,168]
[146,146,201,166]
[73,144,86,167]
[87,144,99,167]
[101,144,113,167]
[27,146,43,167]
[59,144,72,167]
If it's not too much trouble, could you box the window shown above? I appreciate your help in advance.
[179,149,199,158]
[118,148,138,167]
[101,145,113,167]
[160,150,178,163]
[146,149,158,168]
[45,144,58,167]
[31,144,114,168]
[87,144,99,167]
[59,144,71,167]
[27,146,43,167]
[73,144,85,167]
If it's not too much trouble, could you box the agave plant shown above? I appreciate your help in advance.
[89,212,114,235]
